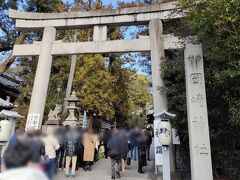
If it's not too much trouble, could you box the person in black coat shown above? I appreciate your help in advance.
[26,129,45,166]
[119,128,129,166]
[107,129,122,179]
[55,127,65,171]
[77,128,85,169]
[137,130,148,174]
[103,128,112,158]
[64,127,80,178]
[145,127,153,161]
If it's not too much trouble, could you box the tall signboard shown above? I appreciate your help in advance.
[184,43,213,180]
[154,119,163,170]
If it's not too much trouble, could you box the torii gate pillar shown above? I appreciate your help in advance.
[149,19,176,178]
[26,26,56,129]
[149,20,167,113]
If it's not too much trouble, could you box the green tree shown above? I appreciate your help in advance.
[0,0,20,52]
[128,74,152,127]
[179,0,240,125]
[73,55,117,119]
[130,74,152,109]
[0,0,25,74]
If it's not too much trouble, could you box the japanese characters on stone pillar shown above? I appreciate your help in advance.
[184,43,213,180]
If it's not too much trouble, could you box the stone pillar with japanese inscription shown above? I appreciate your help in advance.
[184,43,213,180]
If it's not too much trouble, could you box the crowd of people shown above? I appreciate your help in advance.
[0,125,153,180]
[106,127,153,179]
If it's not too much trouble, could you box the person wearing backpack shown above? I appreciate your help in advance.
[64,126,81,178]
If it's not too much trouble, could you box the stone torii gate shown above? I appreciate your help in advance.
[9,1,212,180]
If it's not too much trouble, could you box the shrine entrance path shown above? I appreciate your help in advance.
[54,158,155,180]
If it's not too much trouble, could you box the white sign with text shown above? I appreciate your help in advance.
[154,119,163,166]
[26,113,40,129]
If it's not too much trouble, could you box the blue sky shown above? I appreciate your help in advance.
[63,0,134,8]
[101,0,135,7]
[103,0,133,6]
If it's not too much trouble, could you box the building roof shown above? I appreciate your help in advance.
[0,109,24,119]
[0,74,20,102]
[0,75,20,89]
[0,97,16,109]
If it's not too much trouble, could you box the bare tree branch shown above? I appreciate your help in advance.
[0,23,10,37]
[0,34,27,75]
[0,51,15,74]
[0,42,13,52]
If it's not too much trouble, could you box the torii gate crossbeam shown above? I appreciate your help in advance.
[9,2,213,180]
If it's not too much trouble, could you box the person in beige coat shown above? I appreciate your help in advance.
[83,128,96,171]
[42,127,59,180]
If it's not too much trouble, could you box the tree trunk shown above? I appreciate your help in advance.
[63,54,77,112]
[63,33,77,113]
[0,52,15,75]
[0,34,27,75]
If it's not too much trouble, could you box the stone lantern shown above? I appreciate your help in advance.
[0,96,23,155]
[155,110,176,146]
[0,110,24,142]
[154,109,175,180]
[63,91,79,127]
[0,96,17,110]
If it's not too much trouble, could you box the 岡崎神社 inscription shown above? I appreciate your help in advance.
[185,43,213,180]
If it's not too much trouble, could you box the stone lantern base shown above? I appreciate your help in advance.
[44,119,61,125]
[63,120,79,127]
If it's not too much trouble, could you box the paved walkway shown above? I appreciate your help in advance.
[54,158,154,180]
[55,139,156,180]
